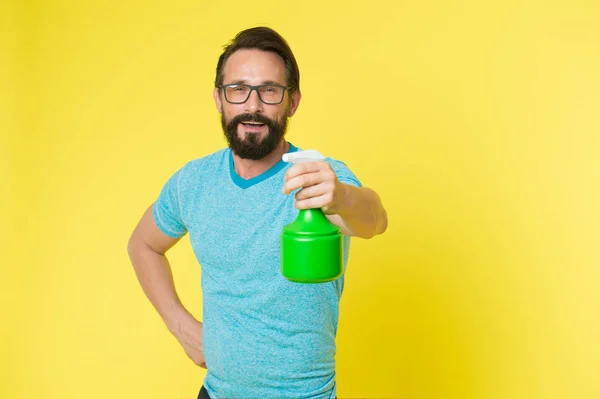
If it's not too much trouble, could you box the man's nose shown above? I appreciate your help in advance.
[245,89,264,113]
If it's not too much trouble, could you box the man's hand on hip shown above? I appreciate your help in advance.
[168,311,206,368]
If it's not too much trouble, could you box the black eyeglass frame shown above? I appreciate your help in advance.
[219,83,290,105]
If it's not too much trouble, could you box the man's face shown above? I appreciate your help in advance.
[214,49,300,160]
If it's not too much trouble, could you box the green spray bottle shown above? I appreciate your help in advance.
[281,150,343,283]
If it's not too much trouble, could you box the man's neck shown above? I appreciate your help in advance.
[231,140,290,180]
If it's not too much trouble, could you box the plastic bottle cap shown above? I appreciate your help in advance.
[282,150,326,164]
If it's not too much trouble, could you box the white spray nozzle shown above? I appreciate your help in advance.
[282,149,326,163]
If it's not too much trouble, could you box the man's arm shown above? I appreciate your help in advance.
[324,184,387,239]
[127,204,206,367]
[283,161,388,239]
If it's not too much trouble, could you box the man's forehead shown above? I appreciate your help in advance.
[223,49,286,84]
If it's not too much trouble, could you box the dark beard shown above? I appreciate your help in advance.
[221,112,288,160]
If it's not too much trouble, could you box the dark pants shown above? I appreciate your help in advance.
[197,385,211,399]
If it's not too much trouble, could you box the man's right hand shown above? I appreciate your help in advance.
[127,204,206,369]
[168,312,206,368]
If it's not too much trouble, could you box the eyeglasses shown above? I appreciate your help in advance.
[220,84,289,105]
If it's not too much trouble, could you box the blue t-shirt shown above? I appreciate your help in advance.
[152,143,362,399]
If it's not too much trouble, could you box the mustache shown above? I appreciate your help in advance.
[229,113,274,127]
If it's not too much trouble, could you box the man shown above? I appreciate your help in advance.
[127,26,387,399]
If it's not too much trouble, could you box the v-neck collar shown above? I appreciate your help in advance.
[229,143,298,189]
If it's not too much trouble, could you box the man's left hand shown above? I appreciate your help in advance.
[282,161,347,215]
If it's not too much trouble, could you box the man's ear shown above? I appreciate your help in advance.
[287,90,301,117]
[213,87,223,114]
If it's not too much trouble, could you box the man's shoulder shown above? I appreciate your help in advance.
[325,156,350,168]
[293,145,350,170]
[179,147,230,174]
[324,155,362,187]
[322,154,353,174]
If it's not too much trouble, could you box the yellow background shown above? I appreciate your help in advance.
[2,0,600,398]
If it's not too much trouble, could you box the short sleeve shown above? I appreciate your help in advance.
[152,168,188,238]
[327,158,362,188]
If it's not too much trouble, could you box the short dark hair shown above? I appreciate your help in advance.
[215,27,300,94]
